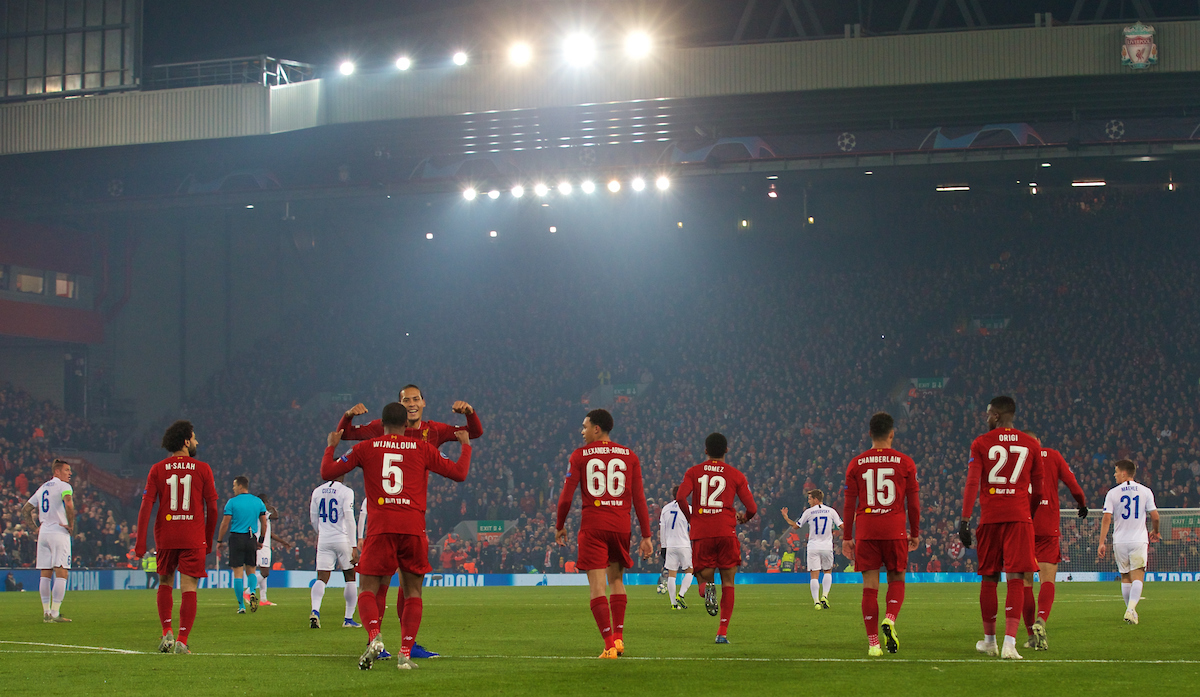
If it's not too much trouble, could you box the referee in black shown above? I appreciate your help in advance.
[215,476,268,613]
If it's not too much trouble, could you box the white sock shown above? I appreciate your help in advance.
[256,572,268,601]
[984,634,996,644]
[39,577,52,614]
[679,573,693,597]
[51,577,66,616]
[822,572,833,597]
[344,581,358,620]
[810,579,820,602]
[311,580,326,613]
[667,577,677,604]
[1121,582,1132,606]
[1128,580,1143,611]
[1003,635,1016,648]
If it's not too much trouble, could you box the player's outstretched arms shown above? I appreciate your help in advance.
[957,519,974,548]
[451,401,474,415]
[345,403,368,419]
[780,507,798,528]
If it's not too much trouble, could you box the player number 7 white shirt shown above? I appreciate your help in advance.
[1103,481,1157,545]
[797,504,842,551]
[659,500,691,548]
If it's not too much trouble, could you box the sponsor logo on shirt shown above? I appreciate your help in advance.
[596,500,625,507]
[165,514,194,521]
[990,487,1017,495]
[379,496,412,505]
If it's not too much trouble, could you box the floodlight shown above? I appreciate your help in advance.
[607,180,621,193]
[426,232,434,239]
[558,181,573,195]
[655,175,670,191]
[1071,180,1106,187]
[511,185,525,198]
[453,51,468,66]
[463,188,477,200]
[487,189,500,199]
[534,183,549,196]
[339,61,356,76]
[625,32,652,58]
[563,34,596,66]
[396,56,412,71]
[580,180,596,194]
[508,43,532,66]
[631,177,645,191]
[489,230,498,237]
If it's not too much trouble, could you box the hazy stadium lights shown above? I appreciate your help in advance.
[580,180,596,194]
[740,219,749,228]
[563,33,596,66]
[1041,162,1052,167]
[395,56,412,71]
[1071,180,1106,187]
[508,42,532,66]
[549,226,557,233]
[245,205,254,209]
[767,183,778,198]
[935,184,970,192]
[655,175,670,191]
[511,184,525,198]
[558,181,573,195]
[486,189,500,199]
[338,60,356,76]
[489,230,498,237]
[607,179,621,193]
[766,175,778,180]
[807,216,815,224]
[864,171,874,175]
[534,182,550,197]
[631,177,646,191]
[625,31,652,58]
[462,187,477,200]
[425,232,434,239]
[453,51,468,66]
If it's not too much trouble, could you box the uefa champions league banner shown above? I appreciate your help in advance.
[7,569,1200,591]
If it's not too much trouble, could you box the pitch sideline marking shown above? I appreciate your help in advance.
[0,640,142,654]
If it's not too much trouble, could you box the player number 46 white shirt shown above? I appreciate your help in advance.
[797,504,842,551]
[310,481,356,542]
[28,478,72,535]
[1103,481,1157,545]
[659,500,691,548]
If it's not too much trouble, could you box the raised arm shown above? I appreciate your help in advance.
[427,433,472,482]
[320,430,357,481]
[337,404,381,441]
[781,507,799,529]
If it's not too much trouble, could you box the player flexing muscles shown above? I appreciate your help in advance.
[676,432,757,645]
[337,384,482,658]
[321,402,472,671]
[959,395,1044,660]
[134,421,219,655]
[842,413,920,657]
[21,459,75,623]
[555,409,654,659]
[1021,432,1088,651]
[782,488,843,611]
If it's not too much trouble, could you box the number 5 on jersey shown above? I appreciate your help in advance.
[383,453,405,495]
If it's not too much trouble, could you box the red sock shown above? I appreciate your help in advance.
[980,581,998,635]
[396,589,405,626]
[375,582,389,623]
[1023,585,1036,634]
[400,597,423,657]
[178,591,197,644]
[1004,579,1024,638]
[697,581,706,597]
[717,587,735,636]
[862,588,880,645]
[358,591,381,642]
[609,593,628,640]
[156,585,174,635]
[590,596,615,649]
[1037,582,1056,623]
[884,580,905,621]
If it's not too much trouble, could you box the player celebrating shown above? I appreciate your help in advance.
[133,421,219,654]
[321,402,473,670]
[555,409,653,659]
[309,476,361,628]
[1022,432,1088,650]
[676,432,757,645]
[782,488,843,610]
[659,487,694,609]
[215,477,268,614]
[1098,459,1160,625]
[842,413,920,656]
[959,396,1043,660]
[20,459,75,623]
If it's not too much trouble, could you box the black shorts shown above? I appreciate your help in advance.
[228,532,257,568]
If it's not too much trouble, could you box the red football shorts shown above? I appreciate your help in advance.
[854,538,908,574]
[692,536,742,570]
[576,529,632,571]
[358,533,431,577]
[976,521,1037,575]
[157,547,207,579]
[1034,535,1061,565]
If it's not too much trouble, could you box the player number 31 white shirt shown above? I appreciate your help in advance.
[1103,481,1157,545]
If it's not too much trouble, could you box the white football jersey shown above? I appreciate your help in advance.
[659,500,691,548]
[797,504,842,551]
[28,477,72,535]
[261,516,272,550]
[310,481,356,542]
[357,500,368,540]
[1103,481,1157,545]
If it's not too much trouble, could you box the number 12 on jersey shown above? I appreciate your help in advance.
[697,474,726,508]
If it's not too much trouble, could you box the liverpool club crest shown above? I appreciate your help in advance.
[1122,22,1157,69]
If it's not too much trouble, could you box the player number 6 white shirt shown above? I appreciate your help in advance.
[29,478,73,536]
[1103,481,1157,545]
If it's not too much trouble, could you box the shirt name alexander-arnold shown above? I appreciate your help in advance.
[373,440,418,450]
[583,446,630,456]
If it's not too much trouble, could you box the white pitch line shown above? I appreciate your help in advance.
[0,640,144,654]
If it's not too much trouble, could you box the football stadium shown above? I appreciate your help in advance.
[1,0,1199,693]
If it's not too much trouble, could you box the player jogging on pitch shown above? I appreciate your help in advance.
[676,432,757,645]
[556,408,653,659]
[309,476,361,628]
[215,476,268,614]
[782,488,843,610]
[659,487,694,609]
[321,402,473,670]
[21,459,75,623]
[1022,432,1088,650]
[134,421,218,654]
[959,395,1043,660]
[1098,459,1160,625]
[842,413,920,656]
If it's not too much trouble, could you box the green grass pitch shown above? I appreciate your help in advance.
[1,582,1196,695]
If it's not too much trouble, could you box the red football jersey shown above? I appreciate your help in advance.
[1033,447,1087,536]
[962,427,1044,525]
[842,448,920,541]
[556,440,651,537]
[675,460,757,540]
[321,434,471,535]
[337,413,483,444]
[134,456,218,555]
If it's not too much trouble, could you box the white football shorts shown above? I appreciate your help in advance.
[807,548,834,572]
[315,539,354,571]
[36,532,72,570]
[1114,542,1148,574]
[256,546,272,569]
[665,546,692,571]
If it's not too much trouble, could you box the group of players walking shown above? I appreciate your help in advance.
[19,386,1160,664]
